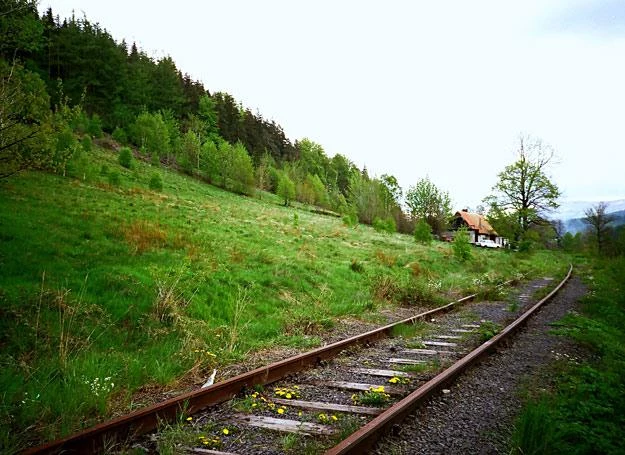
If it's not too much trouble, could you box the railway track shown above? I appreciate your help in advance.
[26,266,571,454]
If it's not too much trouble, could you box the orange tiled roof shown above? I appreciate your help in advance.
[455,211,498,236]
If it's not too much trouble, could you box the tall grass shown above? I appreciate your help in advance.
[511,257,625,455]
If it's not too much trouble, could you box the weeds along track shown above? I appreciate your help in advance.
[26,266,572,454]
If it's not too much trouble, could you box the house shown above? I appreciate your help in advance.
[451,209,508,247]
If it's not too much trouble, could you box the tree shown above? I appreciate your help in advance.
[584,202,614,255]
[0,60,51,178]
[255,152,275,194]
[226,141,255,195]
[414,219,432,244]
[405,177,451,235]
[485,135,560,241]
[179,130,201,173]
[277,173,296,206]
[132,111,169,157]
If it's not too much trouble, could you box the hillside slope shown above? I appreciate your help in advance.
[0,144,569,450]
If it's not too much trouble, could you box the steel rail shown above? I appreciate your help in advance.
[325,264,573,455]
[24,285,498,454]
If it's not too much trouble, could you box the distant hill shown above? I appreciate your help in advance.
[554,199,625,221]
[561,209,625,234]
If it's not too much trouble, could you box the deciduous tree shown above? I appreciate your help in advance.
[485,135,560,241]
[405,177,451,235]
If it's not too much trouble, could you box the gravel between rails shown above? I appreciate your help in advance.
[373,275,587,455]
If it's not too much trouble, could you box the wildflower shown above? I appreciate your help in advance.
[388,377,399,384]
[222,428,229,435]
[186,417,193,421]
[285,393,292,399]
[277,408,285,415]
[298,411,303,416]
[331,415,338,421]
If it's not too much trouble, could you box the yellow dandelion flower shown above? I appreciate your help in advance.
[186,417,193,421]
[222,428,229,435]
[277,408,285,414]
[298,411,303,416]
[331,415,338,421]
[285,393,292,399]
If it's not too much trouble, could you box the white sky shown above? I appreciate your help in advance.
[38,0,625,210]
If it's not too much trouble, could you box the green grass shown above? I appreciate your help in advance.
[390,321,431,338]
[510,257,625,454]
[398,359,440,374]
[477,320,502,342]
[0,145,569,450]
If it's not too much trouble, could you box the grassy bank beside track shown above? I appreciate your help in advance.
[0,145,569,451]
[511,257,625,454]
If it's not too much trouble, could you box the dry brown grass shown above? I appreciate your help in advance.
[405,261,421,276]
[375,250,397,267]
[122,220,167,254]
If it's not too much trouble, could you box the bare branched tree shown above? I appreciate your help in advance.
[584,202,615,255]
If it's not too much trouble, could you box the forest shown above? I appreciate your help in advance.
[1,0,430,235]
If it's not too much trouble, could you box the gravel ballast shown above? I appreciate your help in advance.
[374,275,587,455]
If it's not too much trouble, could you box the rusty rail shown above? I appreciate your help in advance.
[25,284,499,454]
[325,264,573,455]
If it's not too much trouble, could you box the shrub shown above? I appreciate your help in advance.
[108,170,121,186]
[81,135,92,153]
[149,173,163,191]
[373,217,396,234]
[86,114,103,138]
[118,147,134,169]
[112,127,128,144]
[342,213,358,227]
[414,219,432,244]
[452,227,472,261]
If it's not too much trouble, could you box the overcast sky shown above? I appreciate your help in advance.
[39,0,625,211]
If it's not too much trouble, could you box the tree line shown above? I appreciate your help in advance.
[0,0,456,236]
[3,1,623,254]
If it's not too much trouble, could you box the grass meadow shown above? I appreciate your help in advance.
[0,145,569,451]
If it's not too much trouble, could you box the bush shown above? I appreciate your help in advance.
[452,227,472,261]
[342,213,358,228]
[414,220,432,244]
[118,147,134,169]
[149,173,163,191]
[86,114,103,138]
[108,170,121,186]
[81,135,92,153]
[373,217,396,234]
[112,127,128,144]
